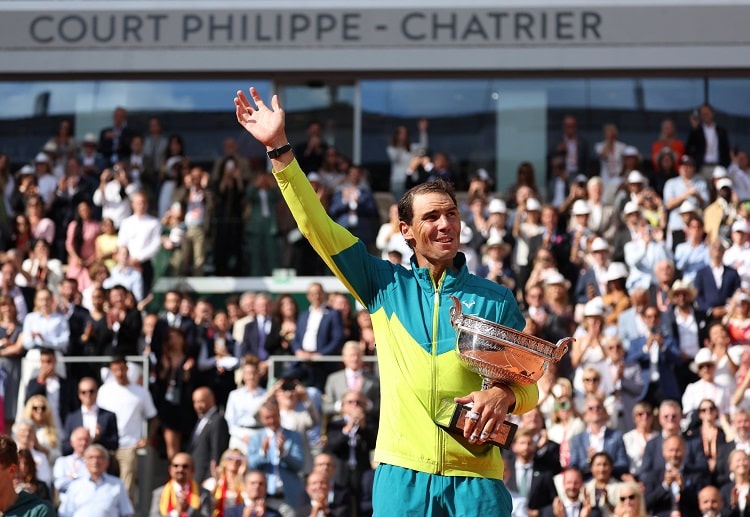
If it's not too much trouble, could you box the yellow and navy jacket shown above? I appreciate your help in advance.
[274,159,538,479]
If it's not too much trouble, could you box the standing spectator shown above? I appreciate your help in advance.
[694,240,742,321]
[728,149,750,201]
[329,165,379,252]
[21,395,61,465]
[244,171,282,277]
[93,166,137,229]
[33,154,58,210]
[622,401,657,477]
[294,121,328,174]
[323,341,379,418]
[686,103,731,179]
[65,201,101,291]
[143,117,168,194]
[158,135,186,218]
[584,452,619,516]
[665,280,705,392]
[687,399,726,479]
[682,348,731,424]
[20,239,63,294]
[58,444,134,517]
[224,470,283,517]
[663,155,710,233]
[188,386,230,484]
[97,356,158,502]
[53,427,91,505]
[52,158,95,261]
[211,137,252,186]
[274,378,320,475]
[553,115,590,179]
[595,123,628,203]
[195,308,238,408]
[247,400,305,508]
[0,296,23,429]
[0,434,55,516]
[624,219,672,290]
[25,347,74,431]
[225,356,267,454]
[375,203,412,266]
[674,216,709,284]
[104,284,142,356]
[103,247,144,302]
[79,133,107,180]
[117,190,161,292]
[25,194,55,246]
[291,282,344,391]
[386,119,428,199]
[239,293,278,380]
[61,377,118,456]
[716,410,750,486]
[175,166,212,276]
[149,452,212,517]
[651,119,685,171]
[98,106,133,165]
[213,156,245,276]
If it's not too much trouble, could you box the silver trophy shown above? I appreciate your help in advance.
[435,296,572,448]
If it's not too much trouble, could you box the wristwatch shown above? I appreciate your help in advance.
[266,143,293,159]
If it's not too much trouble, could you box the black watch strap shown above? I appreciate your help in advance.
[266,143,293,159]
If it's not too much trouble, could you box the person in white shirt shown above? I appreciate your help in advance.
[117,190,161,291]
[53,426,91,505]
[682,347,731,428]
[92,165,138,229]
[225,357,268,454]
[97,356,158,503]
[102,247,144,301]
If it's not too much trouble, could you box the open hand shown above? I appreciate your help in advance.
[234,88,287,149]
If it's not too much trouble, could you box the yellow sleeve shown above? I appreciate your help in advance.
[509,383,539,415]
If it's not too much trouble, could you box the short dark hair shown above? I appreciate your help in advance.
[110,355,127,366]
[398,179,457,225]
[0,434,19,467]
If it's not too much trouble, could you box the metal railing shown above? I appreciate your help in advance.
[266,354,379,384]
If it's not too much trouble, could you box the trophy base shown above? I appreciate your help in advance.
[434,399,517,449]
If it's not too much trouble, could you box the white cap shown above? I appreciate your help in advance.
[678,200,699,214]
[627,170,647,184]
[737,292,750,303]
[42,141,57,153]
[18,164,35,175]
[732,220,748,233]
[717,178,733,191]
[83,133,98,144]
[583,299,604,317]
[623,146,640,158]
[605,262,628,282]
[623,201,640,215]
[525,198,542,211]
[307,172,322,183]
[571,199,591,216]
[694,348,715,366]
[34,152,49,163]
[712,166,729,179]
[590,237,609,253]
[544,271,569,287]
[484,235,508,250]
[487,198,507,214]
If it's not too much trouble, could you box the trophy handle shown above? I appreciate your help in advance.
[553,337,574,361]
[449,296,462,329]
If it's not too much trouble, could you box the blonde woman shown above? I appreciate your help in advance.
[202,448,246,517]
[547,379,585,469]
[612,481,648,517]
[22,394,60,464]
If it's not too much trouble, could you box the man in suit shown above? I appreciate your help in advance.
[154,290,198,360]
[643,435,710,517]
[295,470,351,517]
[98,106,134,165]
[551,115,590,179]
[504,428,557,517]
[569,395,630,479]
[518,407,562,476]
[541,468,601,517]
[617,287,651,354]
[25,347,76,430]
[685,103,731,177]
[57,278,94,383]
[307,453,354,517]
[239,292,280,380]
[188,386,229,483]
[247,400,305,509]
[716,408,750,486]
[225,470,283,517]
[323,341,380,418]
[148,452,212,517]
[61,377,118,456]
[292,282,344,390]
[694,240,742,321]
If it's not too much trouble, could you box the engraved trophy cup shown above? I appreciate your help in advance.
[435,296,572,449]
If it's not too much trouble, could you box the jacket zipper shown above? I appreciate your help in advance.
[432,273,445,474]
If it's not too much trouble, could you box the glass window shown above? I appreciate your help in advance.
[709,78,750,153]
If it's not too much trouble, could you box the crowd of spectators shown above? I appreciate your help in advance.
[0,101,748,516]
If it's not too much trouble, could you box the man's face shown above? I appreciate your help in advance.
[242,364,260,386]
[306,472,330,501]
[313,455,336,479]
[253,296,271,317]
[659,405,682,434]
[131,194,147,215]
[562,470,582,500]
[39,353,56,377]
[591,456,612,481]
[170,454,193,484]
[35,290,53,314]
[399,192,460,268]
[244,472,267,500]
[192,390,212,416]
[259,407,280,430]
[709,241,725,263]
[342,346,363,370]
[78,380,98,406]
[85,448,109,477]
[584,400,606,425]
[71,429,92,455]
[663,437,685,466]
[110,362,129,385]
[511,435,535,460]
[700,105,714,125]
[60,280,76,302]
[306,285,325,307]
[698,488,722,515]
[165,293,181,313]
[734,413,750,441]
[563,116,577,137]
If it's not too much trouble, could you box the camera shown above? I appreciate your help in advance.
[281,379,297,391]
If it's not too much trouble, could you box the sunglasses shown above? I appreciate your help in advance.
[32,406,46,412]
[554,401,571,410]
[344,400,363,406]
[699,406,717,413]
[620,494,637,502]
[79,389,95,395]
[226,455,243,461]
[587,406,604,412]
[171,463,190,469]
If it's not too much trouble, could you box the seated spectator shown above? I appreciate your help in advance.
[476,235,516,291]
[704,177,738,243]
[624,305,681,409]
[642,435,710,517]
[520,407,562,476]
[14,448,52,502]
[611,202,643,263]
[665,279,705,391]
[225,356,268,454]
[273,376,320,475]
[149,452,212,517]
[584,452,619,516]
[25,194,55,244]
[102,247,144,302]
[247,400,305,508]
[573,237,611,317]
[694,239,742,322]
[53,426,91,505]
[612,481,648,517]
[725,291,750,345]
[675,216,709,284]
[624,217,671,290]
[569,394,630,480]
[295,469,351,517]
[202,448,245,516]
[719,449,750,514]
[13,419,51,487]
[705,321,739,397]
[224,470,284,517]
[571,302,606,396]
[21,394,61,465]
[62,444,133,517]
[25,347,74,435]
[323,341,379,418]
[196,308,238,409]
[574,367,616,427]
[683,348,731,425]
[602,263,631,329]
[543,467,599,517]
[546,381,585,470]
[62,377,118,457]
[663,155,710,234]
[685,398,726,480]
[324,390,376,506]
[188,386,230,484]
[20,239,63,294]
[723,220,750,283]
[503,428,557,517]
[307,453,354,517]
[92,166,136,229]
[600,336,645,433]
[715,409,750,487]
[617,288,650,354]
[648,259,676,314]
[622,402,657,477]
[94,217,119,270]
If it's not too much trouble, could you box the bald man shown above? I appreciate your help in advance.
[697,485,723,517]
[149,452,212,517]
[189,387,229,482]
